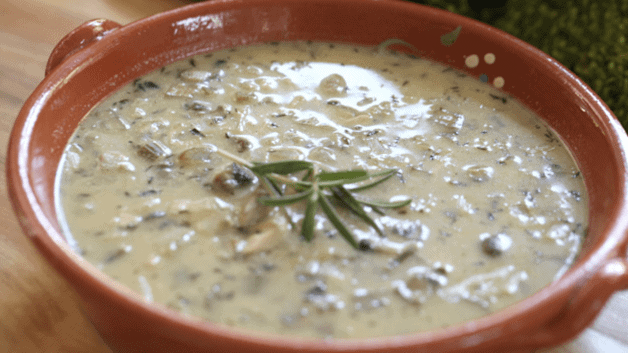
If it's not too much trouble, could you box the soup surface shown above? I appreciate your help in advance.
[56,42,587,338]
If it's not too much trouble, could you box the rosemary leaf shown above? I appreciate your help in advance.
[262,176,283,196]
[258,189,314,206]
[318,171,391,188]
[301,192,319,242]
[318,192,359,249]
[317,170,368,182]
[370,206,385,216]
[346,169,397,192]
[250,160,312,175]
[358,198,412,209]
[331,186,383,236]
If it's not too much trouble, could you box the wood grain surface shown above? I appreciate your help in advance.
[1,0,627,352]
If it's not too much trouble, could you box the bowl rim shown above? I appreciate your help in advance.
[7,0,628,351]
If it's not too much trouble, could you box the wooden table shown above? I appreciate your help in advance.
[1,0,627,352]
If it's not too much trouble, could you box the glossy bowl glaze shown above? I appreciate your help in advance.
[7,0,628,352]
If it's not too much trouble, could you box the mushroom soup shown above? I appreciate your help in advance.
[56,41,588,338]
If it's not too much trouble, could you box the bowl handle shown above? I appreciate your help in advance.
[525,257,628,348]
[45,19,121,76]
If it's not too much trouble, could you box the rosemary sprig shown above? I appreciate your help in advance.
[215,148,411,250]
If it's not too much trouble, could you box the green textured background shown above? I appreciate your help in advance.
[410,0,628,130]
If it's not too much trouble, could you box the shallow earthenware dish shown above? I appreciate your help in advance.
[7,0,628,352]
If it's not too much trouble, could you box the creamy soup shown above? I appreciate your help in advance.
[56,42,587,338]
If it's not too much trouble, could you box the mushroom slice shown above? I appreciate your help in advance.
[391,266,447,305]
[480,233,513,256]
[240,218,287,255]
[318,74,348,97]
[180,70,216,82]
[166,82,197,98]
[212,163,258,195]
[138,140,172,161]
[238,188,272,229]
[98,151,136,172]
[178,146,215,168]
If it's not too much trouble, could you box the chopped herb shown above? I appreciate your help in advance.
[113,99,130,108]
[134,80,160,92]
[103,248,127,264]
[184,102,208,111]
[145,211,166,220]
[488,93,508,104]
[190,128,205,137]
[440,25,462,46]
[138,189,161,197]
[358,239,372,251]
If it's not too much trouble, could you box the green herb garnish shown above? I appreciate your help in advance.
[216,149,411,250]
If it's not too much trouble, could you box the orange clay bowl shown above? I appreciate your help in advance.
[7,0,628,352]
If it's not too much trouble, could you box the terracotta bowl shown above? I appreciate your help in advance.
[7,0,628,352]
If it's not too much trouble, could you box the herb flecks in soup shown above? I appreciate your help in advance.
[56,42,587,338]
